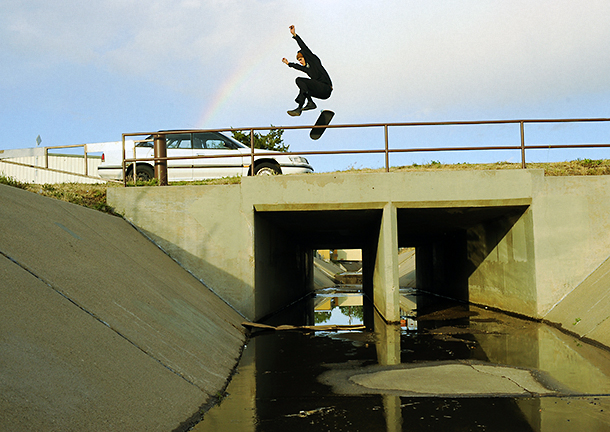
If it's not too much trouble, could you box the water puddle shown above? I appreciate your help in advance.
[191,290,610,431]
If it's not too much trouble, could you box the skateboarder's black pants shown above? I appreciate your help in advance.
[295,77,332,106]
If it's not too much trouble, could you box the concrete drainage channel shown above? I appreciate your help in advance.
[0,184,247,432]
[192,292,610,431]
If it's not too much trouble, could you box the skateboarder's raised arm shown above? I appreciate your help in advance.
[292,34,314,58]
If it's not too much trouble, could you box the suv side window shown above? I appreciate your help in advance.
[166,133,192,149]
[136,132,240,150]
[136,140,153,148]
[194,132,238,150]
[206,139,228,149]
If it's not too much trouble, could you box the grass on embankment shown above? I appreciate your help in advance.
[0,175,243,215]
[2,159,610,214]
[0,177,120,214]
[343,158,610,176]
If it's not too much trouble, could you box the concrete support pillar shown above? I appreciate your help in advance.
[374,311,400,365]
[373,202,400,322]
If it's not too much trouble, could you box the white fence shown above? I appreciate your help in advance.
[0,143,117,184]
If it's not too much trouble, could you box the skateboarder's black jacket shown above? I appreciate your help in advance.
[288,35,333,88]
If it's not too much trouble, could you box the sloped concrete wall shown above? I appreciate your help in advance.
[109,184,257,318]
[0,184,246,431]
[544,255,610,348]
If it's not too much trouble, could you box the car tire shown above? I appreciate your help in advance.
[254,162,281,176]
[128,164,155,181]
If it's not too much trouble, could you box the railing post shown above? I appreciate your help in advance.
[131,142,137,184]
[520,121,526,169]
[154,134,168,186]
[122,136,127,187]
[44,148,49,169]
[250,129,255,175]
[384,125,390,172]
[83,145,89,176]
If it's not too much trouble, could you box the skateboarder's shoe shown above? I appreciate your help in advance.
[287,107,303,116]
[302,100,317,111]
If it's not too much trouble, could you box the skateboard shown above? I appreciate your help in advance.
[310,110,335,140]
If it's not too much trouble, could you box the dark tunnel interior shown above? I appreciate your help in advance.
[253,205,530,321]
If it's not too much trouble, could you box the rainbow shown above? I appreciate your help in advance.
[197,30,286,128]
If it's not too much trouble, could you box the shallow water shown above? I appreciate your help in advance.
[192,291,610,431]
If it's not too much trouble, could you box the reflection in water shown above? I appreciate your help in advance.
[193,291,610,432]
[314,289,365,326]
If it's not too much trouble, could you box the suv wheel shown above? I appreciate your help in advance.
[254,162,281,176]
[127,164,155,181]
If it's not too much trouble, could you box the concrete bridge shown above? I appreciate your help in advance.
[5,168,610,430]
[109,169,610,346]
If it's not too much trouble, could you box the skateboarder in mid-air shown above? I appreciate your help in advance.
[282,25,333,117]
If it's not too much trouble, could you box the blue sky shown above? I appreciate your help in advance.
[3,0,610,171]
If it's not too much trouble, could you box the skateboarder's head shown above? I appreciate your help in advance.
[296,51,306,66]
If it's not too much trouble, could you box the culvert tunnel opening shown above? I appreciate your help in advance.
[314,248,365,326]
[254,209,382,324]
[254,204,530,324]
[399,205,532,314]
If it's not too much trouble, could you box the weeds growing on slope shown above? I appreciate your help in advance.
[339,159,610,176]
[0,175,119,215]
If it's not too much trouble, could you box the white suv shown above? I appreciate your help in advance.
[98,131,313,181]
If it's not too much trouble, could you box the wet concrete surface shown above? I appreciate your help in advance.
[324,361,563,397]
[192,291,610,431]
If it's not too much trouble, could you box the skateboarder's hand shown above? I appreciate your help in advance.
[282,58,289,65]
[289,25,296,36]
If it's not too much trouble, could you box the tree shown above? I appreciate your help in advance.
[231,127,289,152]
[339,306,365,324]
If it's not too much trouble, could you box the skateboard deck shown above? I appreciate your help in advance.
[310,110,335,140]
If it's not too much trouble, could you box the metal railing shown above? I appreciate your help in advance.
[0,143,120,183]
[121,117,610,186]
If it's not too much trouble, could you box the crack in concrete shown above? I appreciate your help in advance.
[464,362,536,396]
[0,249,204,392]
